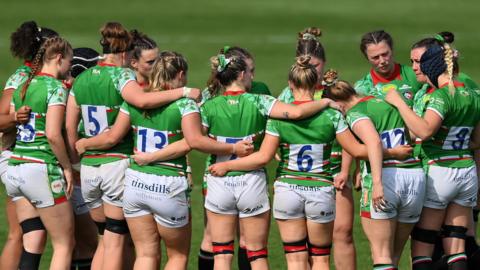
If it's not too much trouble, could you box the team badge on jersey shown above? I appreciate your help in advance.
[50,180,64,194]
[403,91,413,100]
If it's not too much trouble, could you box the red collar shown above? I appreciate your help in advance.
[358,95,375,103]
[24,61,32,68]
[315,85,324,91]
[438,81,465,89]
[138,82,148,88]
[292,100,313,105]
[371,63,401,85]
[36,72,55,78]
[223,90,246,96]
[426,86,436,94]
[98,62,118,67]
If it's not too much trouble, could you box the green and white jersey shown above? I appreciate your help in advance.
[201,91,276,176]
[71,63,136,166]
[422,82,480,168]
[346,96,421,172]
[200,81,271,105]
[3,64,31,91]
[267,103,347,187]
[9,74,68,165]
[354,64,422,107]
[120,98,199,176]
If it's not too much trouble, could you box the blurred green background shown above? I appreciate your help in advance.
[1,0,479,269]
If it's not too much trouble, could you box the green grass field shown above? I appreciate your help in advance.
[1,0,480,269]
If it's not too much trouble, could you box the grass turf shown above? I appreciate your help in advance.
[1,0,480,268]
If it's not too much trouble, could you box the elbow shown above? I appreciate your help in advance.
[417,131,432,141]
[46,131,62,144]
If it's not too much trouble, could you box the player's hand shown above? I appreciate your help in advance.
[131,150,153,166]
[15,106,31,124]
[234,140,254,157]
[372,182,386,212]
[274,153,281,161]
[208,163,229,177]
[390,145,413,160]
[75,139,87,155]
[187,88,202,103]
[63,167,74,198]
[334,172,349,190]
[384,89,404,107]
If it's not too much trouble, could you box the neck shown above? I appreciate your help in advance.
[344,95,360,110]
[39,64,58,78]
[292,88,314,101]
[436,74,450,88]
[136,73,148,85]
[102,54,123,66]
[225,83,245,92]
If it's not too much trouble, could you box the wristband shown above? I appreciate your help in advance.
[182,87,192,98]
[72,162,81,172]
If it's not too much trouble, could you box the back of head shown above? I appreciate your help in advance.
[288,55,317,91]
[207,49,248,96]
[71,48,100,78]
[322,69,356,101]
[10,21,58,61]
[360,30,393,57]
[130,29,157,60]
[296,27,326,61]
[221,46,253,60]
[100,22,132,54]
[149,51,188,91]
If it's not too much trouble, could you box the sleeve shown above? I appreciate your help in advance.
[277,86,294,103]
[200,105,209,127]
[265,119,280,137]
[119,101,130,115]
[254,94,277,117]
[177,98,200,117]
[346,109,370,130]
[353,75,372,96]
[47,85,68,106]
[116,68,136,94]
[331,110,348,134]
[199,88,211,106]
[426,91,447,120]
[3,71,28,91]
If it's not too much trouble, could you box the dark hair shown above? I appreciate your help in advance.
[322,69,357,101]
[296,27,326,61]
[360,30,393,57]
[71,48,100,78]
[207,50,248,96]
[10,21,58,61]
[288,55,318,90]
[221,46,253,60]
[130,30,157,60]
[412,31,458,74]
[100,22,132,54]
[20,37,72,100]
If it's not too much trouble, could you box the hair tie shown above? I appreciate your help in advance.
[434,34,445,43]
[453,49,459,58]
[302,33,317,41]
[223,45,231,53]
[321,78,337,87]
[217,54,231,72]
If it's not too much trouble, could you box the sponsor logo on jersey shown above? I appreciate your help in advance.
[399,84,412,91]
[131,178,171,194]
[170,215,187,222]
[93,69,101,75]
[320,210,334,217]
[381,84,398,93]
[50,180,64,194]
[228,99,239,105]
[243,204,264,214]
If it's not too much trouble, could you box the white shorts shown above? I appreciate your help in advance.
[0,150,12,185]
[361,168,426,223]
[424,165,478,209]
[6,163,67,208]
[205,171,270,218]
[80,159,130,209]
[123,169,189,228]
[70,185,89,215]
[273,181,336,223]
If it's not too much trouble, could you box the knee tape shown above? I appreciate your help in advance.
[105,217,129,235]
[94,221,106,235]
[20,217,45,234]
[441,225,467,240]
[283,238,308,254]
[212,240,234,255]
[308,242,332,256]
[411,226,439,244]
[246,248,268,262]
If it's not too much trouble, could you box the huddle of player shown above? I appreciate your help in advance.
[0,20,479,270]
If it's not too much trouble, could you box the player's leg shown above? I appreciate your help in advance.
[127,215,160,269]
[332,185,356,270]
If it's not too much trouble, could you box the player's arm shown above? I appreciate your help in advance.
[182,113,253,157]
[208,134,278,176]
[75,111,131,154]
[132,139,191,166]
[65,94,82,164]
[121,81,201,109]
[269,98,340,120]
[0,88,31,131]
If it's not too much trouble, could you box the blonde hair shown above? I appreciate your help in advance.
[20,37,72,100]
[288,55,317,91]
[322,69,356,101]
[148,51,188,92]
[443,43,455,95]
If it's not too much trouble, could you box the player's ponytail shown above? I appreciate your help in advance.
[100,22,132,54]
[206,49,247,97]
[288,55,317,91]
[296,27,325,61]
[10,21,58,61]
[322,69,356,101]
[443,43,455,96]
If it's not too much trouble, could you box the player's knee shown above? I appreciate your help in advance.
[333,224,354,243]
[411,226,439,244]
[105,217,129,235]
